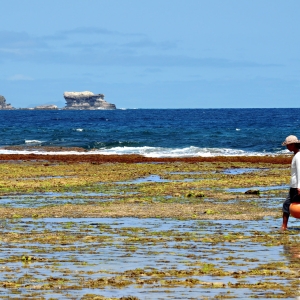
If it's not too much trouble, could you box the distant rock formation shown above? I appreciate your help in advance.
[0,95,14,110]
[19,104,58,110]
[34,104,58,110]
[63,91,116,110]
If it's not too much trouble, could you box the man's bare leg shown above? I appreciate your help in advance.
[281,212,289,231]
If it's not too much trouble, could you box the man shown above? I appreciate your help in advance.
[281,135,300,231]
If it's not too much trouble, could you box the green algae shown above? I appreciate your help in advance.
[0,159,298,298]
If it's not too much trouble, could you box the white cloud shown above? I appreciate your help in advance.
[8,74,34,81]
[61,27,145,37]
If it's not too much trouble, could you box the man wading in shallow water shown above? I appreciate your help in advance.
[281,135,300,231]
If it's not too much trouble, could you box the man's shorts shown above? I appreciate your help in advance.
[283,188,299,214]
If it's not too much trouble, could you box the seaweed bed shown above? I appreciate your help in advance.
[0,152,299,299]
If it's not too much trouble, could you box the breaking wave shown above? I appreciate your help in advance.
[0,146,288,157]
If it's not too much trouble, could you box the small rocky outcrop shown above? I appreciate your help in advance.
[63,91,116,110]
[19,104,58,110]
[34,105,58,110]
[0,95,14,110]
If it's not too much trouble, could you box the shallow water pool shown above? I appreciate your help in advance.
[0,217,299,299]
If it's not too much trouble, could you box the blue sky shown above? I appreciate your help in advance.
[1,0,300,108]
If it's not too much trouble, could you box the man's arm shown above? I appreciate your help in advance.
[296,153,300,194]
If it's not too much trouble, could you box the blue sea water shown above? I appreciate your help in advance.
[0,108,299,157]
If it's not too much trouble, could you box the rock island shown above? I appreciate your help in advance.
[63,91,116,110]
[0,95,14,110]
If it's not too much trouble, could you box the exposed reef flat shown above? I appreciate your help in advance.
[0,152,298,299]
[0,151,293,220]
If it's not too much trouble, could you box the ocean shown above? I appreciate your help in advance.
[0,108,299,157]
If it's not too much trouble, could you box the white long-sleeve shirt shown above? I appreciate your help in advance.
[290,151,300,188]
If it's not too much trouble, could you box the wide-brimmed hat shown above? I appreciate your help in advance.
[282,135,300,146]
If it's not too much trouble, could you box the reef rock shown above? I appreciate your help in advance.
[34,105,58,110]
[0,95,14,110]
[63,91,116,110]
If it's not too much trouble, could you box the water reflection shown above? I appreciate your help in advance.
[284,241,300,261]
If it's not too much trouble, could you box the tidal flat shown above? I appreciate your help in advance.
[0,154,299,299]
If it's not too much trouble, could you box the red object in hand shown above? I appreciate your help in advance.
[290,202,300,219]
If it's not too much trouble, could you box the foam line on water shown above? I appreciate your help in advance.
[0,146,285,157]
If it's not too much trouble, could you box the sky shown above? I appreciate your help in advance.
[0,0,300,109]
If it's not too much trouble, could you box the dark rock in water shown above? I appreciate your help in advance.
[0,95,14,110]
[245,189,260,195]
[63,91,116,110]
